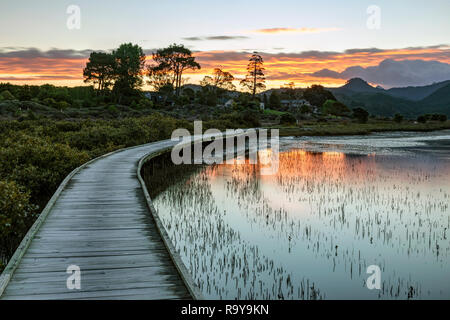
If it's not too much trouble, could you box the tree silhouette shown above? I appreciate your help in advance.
[200,68,235,93]
[112,43,146,102]
[240,53,266,98]
[147,67,173,92]
[150,44,201,96]
[83,52,115,93]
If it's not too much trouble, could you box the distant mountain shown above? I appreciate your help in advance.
[332,78,381,94]
[330,78,450,101]
[386,80,450,101]
[335,92,415,117]
[417,83,450,114]
[330,78,450,117]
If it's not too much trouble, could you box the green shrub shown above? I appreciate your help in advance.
[429,114,447,122]
[322,100,351,116]
[57,101,71,110]
[352,108,369,123]
[417,115,427,123]
[138,98,153,109]
[300,105,311,114]
[0,90,16,101]
[0,132,90,204]
[107,105,119,115]
[0,180,36,259]
[42,97,57,108]
[393,113,404,123]
[279,113,297,126]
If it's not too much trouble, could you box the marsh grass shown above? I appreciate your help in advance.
[146,143,450,299]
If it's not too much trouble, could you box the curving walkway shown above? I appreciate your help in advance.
[0,139,193,300]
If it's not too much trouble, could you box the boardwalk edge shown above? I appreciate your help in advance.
[137,146,205,300]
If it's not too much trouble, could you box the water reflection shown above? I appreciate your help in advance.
[151,144,450,299]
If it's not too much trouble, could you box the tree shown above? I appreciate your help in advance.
[200,76,214,91]
[159,83,175,101]
[283,82,297,99]
[212,68,235,91]
[393,113,403,123]
[428,113,447,122]
[182,87,195,101]
[284,82,295,90]
[150,44,201,96]
[83,52,116,93]
[0,90,16,101]
[322,99,351,116]
[280,113,297,126]
[269,91,281,109]
[147,67,173,92]
[353,107,369,123]
[112,43,146,102]
[201,68,235,92]
[300,105,311,114]
[304,85,336,107]
[417,115,427,123]
[240,53,266,98]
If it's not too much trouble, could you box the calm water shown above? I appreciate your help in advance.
[152,131,450,299]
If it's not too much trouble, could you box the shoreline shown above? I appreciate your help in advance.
[275,121,450,137]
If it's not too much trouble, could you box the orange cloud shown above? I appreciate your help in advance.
[188,45,450,88]
[1,45,449,89]
[253,27,341,34]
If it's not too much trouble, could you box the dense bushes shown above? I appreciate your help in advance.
[279,113,297,125]
[417,113,447,123]
[393,113,404,123]
[0,180,37,262]
[219,109,261,128]
[0,132,91,205]
[322,100,351,116]
[352,107,369,123]
[303,85,336,108]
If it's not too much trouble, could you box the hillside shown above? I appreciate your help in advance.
[416,83,450,114]
[386,80,450,101]
[329,78,382,95]
[331,78,450,117]
[335,92,415,117]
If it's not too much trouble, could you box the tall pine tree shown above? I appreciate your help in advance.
[240,53,266,99]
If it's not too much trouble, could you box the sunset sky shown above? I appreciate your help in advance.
[1,0,450,89]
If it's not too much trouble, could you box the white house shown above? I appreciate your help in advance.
[280,99,311,108]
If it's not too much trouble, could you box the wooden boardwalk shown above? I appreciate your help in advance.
[0,140,195,300]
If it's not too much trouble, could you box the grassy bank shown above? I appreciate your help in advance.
[275,120,450,137]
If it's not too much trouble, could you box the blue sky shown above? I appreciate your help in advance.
[1,0,449,52]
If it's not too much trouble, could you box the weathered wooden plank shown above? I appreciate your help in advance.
[2,286,189,300]
[12,265,177,280]
[6,277,187,293]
